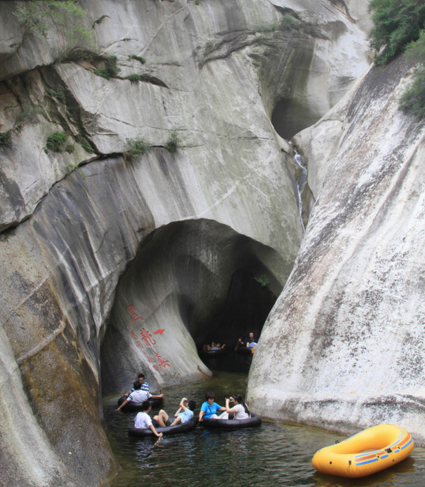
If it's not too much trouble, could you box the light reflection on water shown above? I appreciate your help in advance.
[104,371,425,486]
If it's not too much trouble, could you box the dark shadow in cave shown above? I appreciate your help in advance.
[101,219,289,394]
[195,269,277,349]
[271,97,322,140]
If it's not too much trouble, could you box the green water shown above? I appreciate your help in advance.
[104,369,425,486]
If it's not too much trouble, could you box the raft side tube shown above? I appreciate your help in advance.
[200,413,262,429]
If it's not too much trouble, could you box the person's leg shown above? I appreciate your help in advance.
[170,416,182,427]
[153,409,169,427]
[217,412,228,419]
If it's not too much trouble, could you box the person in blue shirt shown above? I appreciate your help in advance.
[150,397,196,427]
[199,391,226,421]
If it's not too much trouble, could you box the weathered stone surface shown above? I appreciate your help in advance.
[248,55,425,443]
[0,0,374,485]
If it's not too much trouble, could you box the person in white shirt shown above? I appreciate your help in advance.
[134,401,163,438]
[224,394,250,420]
[117,380,163,411]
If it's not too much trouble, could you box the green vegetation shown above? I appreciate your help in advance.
[368,0,425,66]
[46,131,67,152]
[62,49,97,63]
[13,1,93,46]
[94,55,120,80]
[258,14,301,34]
[0,130,12,147]
[369,0,425,118]
[254,275,269,287]
[81,142,94,153]
[65,143,75,153]
[279,14,301,31]
[165,131,182,153]
[131,54,146,64]
[125,136,151,158]
[400,67,425,117]
[128,74,142,82]
[46,89,65,102]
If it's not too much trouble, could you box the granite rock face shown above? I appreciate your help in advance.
[0,0,374,485]
[248,56,425,443]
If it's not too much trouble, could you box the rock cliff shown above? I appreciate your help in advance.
[248,55,425,442]
[0,0,401,485]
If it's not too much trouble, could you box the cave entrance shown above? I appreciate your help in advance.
[101,219,287,396]
[271,97,322,140]
[195,269,276,349]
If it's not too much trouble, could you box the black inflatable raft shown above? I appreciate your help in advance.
[128,418,198,437]
[200,413,262,429]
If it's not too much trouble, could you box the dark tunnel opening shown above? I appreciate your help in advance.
[191,269,277,350]
[101,219,289,394]
[271,97,322,140]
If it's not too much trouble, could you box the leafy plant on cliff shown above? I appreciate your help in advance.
[254,275,269,287]
[369,0,425,118]
[125,136,151,158]
[128,74,142,82]
[131,54,146,64]
[368,0,425,66]
[13,1,93,47]
[165,131,183,153]
[46,131,67,152]
[279,14,301,32]
[94,56,121,80]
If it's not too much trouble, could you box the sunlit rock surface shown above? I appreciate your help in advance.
[248,55,425,443]
[0,0,372,485]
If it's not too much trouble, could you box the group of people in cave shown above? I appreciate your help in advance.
[203,331,258,351]
[116,373,250,438]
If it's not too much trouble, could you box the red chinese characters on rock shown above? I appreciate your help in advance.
[127,305,144,323]
[127,304,172,370]
[156,353,171,368]
[140,328,156,346]
[130,329,143,349]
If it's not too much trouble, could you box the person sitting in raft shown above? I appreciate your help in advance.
[134,401,163,438]
[150,397,196,427]
[203,342,226,351]
[225,394,250,419]
[170,397,196,426]
[116,380,163,411]
[235,332,256,350]
[238,332,257,348]
[122,372,150,398]
[199,392,226,421]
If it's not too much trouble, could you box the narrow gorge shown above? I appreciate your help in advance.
[1,1,424,486]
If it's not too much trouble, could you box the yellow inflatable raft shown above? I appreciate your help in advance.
[312,424,414,478]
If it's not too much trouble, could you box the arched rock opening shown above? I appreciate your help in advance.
[101,219,285,397]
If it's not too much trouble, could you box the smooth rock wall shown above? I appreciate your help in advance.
[248,55,425,443]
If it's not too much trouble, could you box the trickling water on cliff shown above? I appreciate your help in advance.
[290,143,307,232]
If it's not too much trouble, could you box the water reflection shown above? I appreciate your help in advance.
[104,371,425,486]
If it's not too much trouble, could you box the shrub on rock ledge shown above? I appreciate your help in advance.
[125,136,151,158]
[46,132,67,152]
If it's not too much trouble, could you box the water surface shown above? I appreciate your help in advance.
[104,370,425,486]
